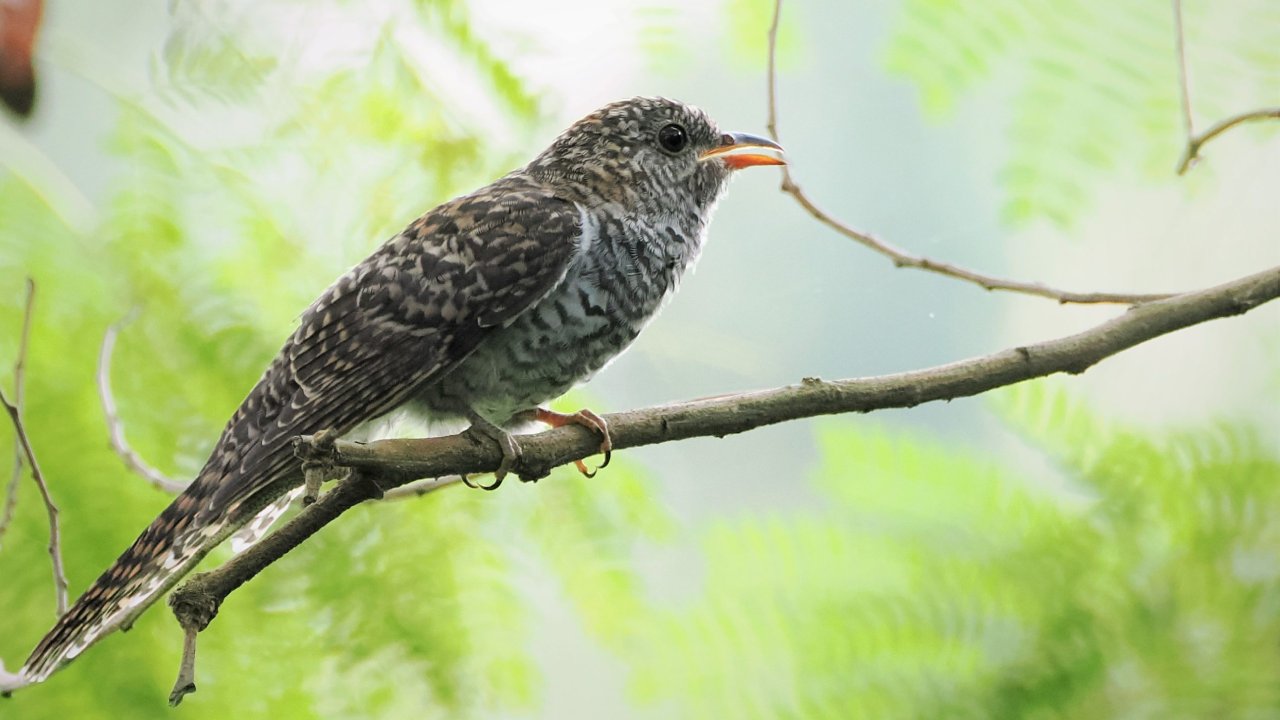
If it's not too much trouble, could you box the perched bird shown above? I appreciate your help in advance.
[0,0,41,117]
[11,96,783,688]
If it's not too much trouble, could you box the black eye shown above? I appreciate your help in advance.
[657,123,688,153]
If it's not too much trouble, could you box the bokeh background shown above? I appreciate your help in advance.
[1,0,1277,717]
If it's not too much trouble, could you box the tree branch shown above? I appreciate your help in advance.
[1170,0,1280,174]
[1172,0,1196,141]
[0,280,69,616]
[98,317,186,494]
[163,264,1280,703]
[764,0,1178,306]
[0,279,34,548]
[1176,107,1280,175]
[0,393,68,618]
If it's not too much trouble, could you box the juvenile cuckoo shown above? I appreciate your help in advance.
[15,96,784,686]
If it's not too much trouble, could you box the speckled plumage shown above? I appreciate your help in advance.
[18,97,781,685]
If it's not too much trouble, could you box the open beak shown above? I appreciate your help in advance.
[698,132,786,169]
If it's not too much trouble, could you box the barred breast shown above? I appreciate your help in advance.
[419,205,705,423]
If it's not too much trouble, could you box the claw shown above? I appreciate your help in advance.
[533,407,612,476]
[464,411,523,490]
[461,472,502,491]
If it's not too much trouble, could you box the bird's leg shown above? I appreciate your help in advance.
[463,412,522,491]
[526,407,612,477]
[299,428,340,504]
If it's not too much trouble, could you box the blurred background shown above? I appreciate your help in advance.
[0,0,1277,717]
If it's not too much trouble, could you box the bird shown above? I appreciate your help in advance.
[0,0,42,118]
[10,96,784,688]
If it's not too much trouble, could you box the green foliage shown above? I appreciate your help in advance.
[619,386,1280,718]
[527,453,675,651]
[721,0,802,70]
[883,0,1280,226]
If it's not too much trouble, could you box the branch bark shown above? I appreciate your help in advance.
[163,264,1280,703]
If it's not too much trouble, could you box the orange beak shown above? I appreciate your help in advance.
[698,132,786,169]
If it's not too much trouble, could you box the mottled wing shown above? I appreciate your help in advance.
[18,175,583,686]
[209,174,584,511]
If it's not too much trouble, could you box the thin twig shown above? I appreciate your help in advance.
[764,0,1176,305]
[0,280,67,615]
[0,279,35,547]
[1170,0,1280,173]
[1176,107,1280,175]
[168,626,199,706]
[1172,0,1195,141]
[765,0,784,145]
[0,391,69,616]
[98,318,186,494]
[167,469,385,705]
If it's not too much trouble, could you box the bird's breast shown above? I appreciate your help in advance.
[422,214,703,423]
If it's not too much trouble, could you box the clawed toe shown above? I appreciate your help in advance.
[534,407,613,477]
[464,411,524,490]
[464,407,615,485]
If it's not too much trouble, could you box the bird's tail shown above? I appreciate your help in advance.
[17,479,241,685]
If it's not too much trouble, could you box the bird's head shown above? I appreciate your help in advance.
[529,96,784,219]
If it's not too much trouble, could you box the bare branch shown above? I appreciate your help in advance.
[765,0,1178,305]
[157,264,1280,702]
[0,279,34,548]
[1172,0,1195,141]
[1170,0,1280,173]
[167,468,385,706]
[1177,107,1280,175]
[98,317,186,494]
[0,281,69,615]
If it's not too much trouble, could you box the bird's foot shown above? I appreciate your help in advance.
[297,428,340,504]
[531,407,612,477]
[463,413,523,491]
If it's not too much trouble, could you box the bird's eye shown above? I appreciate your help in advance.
[657,123,688,154]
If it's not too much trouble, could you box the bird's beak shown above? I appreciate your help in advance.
[698,132,786,169]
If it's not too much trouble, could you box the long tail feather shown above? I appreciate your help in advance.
[18,477,245,683]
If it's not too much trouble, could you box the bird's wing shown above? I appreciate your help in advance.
[18,176,583,686]
[209,176,584,511]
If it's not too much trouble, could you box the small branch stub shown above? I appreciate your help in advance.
[167,573,220,706]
